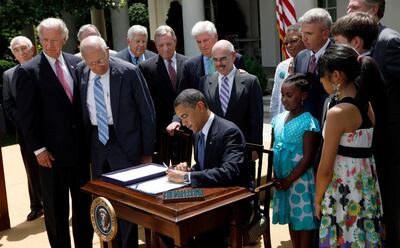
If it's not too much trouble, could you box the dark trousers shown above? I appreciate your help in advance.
[18,131,42,211]
[39,165,93,248]
[91,126,139,248]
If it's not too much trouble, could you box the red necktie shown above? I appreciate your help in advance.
[55,59,73,102]
[167,59,177,91]
[308,54,316,73]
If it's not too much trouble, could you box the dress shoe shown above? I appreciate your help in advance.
[27,209,44,221]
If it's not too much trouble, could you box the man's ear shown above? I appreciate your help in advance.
[351,36,363,52]
[369,4,379,18]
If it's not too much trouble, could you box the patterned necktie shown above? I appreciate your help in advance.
[94,76,109,145]
[55,59,73,102]
[197,132,205,170]
[134,57,139,65]
[207,57,215,75]
[167,59,177,91]
[308,54,316,73]
[220,76,230,115]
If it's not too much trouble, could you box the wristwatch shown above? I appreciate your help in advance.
[183,173,190,183]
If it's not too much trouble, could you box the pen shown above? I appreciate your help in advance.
[163,162,169,169]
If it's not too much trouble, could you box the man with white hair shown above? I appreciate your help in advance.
[178,20,244,92]
[78,35,155,248]
[115,24,156,65]
[15,17,93,247]
[75,24,117,57]
[3,36,43,221]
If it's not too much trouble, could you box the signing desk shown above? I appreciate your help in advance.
[82,180,254,248]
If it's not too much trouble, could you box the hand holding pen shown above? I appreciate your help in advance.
[164,162,191,172]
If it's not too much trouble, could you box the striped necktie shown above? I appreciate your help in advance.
[220,76,230,115]
[308,54,316,73]
[94,76,109,145]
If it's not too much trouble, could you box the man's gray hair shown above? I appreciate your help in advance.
[286,23,301,33]
[212,39,235,53]
[80,36,108,55]
[154,25,176,42]
[9,36,33,50]
[127,25,148,40]
[77,24,100,42]
[299,8,332,30]
[364,0,385,19]
[191,21,217,37]
[37,17,69,40]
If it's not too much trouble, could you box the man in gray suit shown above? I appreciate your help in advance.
[348,1,400,246]
[294,8,332,121]
[168,40,263,162]
[115,25,156,65]
[2,36,43,221]
[78,36,156,248]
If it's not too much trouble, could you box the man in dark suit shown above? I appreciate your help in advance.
[2,36,43,221]
[75,24,117,57]
[139,25,189,159]
[14,18,93,247]
[347,1,400,246]
[294,8,332,122]
[78,36,155,248]
[178,21,245,93]
[167,88,248,248]
[114,24,156,65]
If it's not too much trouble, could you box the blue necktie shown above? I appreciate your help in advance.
[94,76,109,145]
[197,132,205,170]
[220,76,230,115]
[207,57,215,75]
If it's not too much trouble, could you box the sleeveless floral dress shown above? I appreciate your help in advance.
[319,98,385,248]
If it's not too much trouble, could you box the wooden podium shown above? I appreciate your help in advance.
[82,180,254,248]
[0,148,10,230]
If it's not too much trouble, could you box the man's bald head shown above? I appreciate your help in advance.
[80,36,110,75]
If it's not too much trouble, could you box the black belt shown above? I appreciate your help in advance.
[337,145,372,158]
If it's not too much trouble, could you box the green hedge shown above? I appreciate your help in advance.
[243,55,267,94]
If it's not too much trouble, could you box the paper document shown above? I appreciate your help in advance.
[105,163,167,183]
[128,176,187,195]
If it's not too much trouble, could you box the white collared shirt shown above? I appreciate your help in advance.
[310,39,331,63]
[87,69,114,125]
[218,67,237,101]
[43,52,74,93]
[199,112,215,145]
[128,48,145,64]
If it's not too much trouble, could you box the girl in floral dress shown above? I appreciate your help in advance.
[271,73,320,248]
[315,44,384,247]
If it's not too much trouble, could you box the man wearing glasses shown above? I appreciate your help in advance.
[77,35,155,248]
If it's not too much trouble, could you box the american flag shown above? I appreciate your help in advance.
[276,0,297,59]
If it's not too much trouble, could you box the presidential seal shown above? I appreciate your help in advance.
[90,197,118,242]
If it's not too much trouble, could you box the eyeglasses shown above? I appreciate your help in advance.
[86,55,108,67]
[212,56,228,63]
[283,39,300,46]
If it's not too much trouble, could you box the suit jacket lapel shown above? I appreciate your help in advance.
[226,71,244,115]
[80,66,91,125]
[204,118,218,168]
[109,59,122,126]
[207,74,223,116]
[156,55,174,91]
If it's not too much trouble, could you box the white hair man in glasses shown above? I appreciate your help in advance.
[77,35,155,248]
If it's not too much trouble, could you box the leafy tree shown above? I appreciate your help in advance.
[128,3,149,27]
